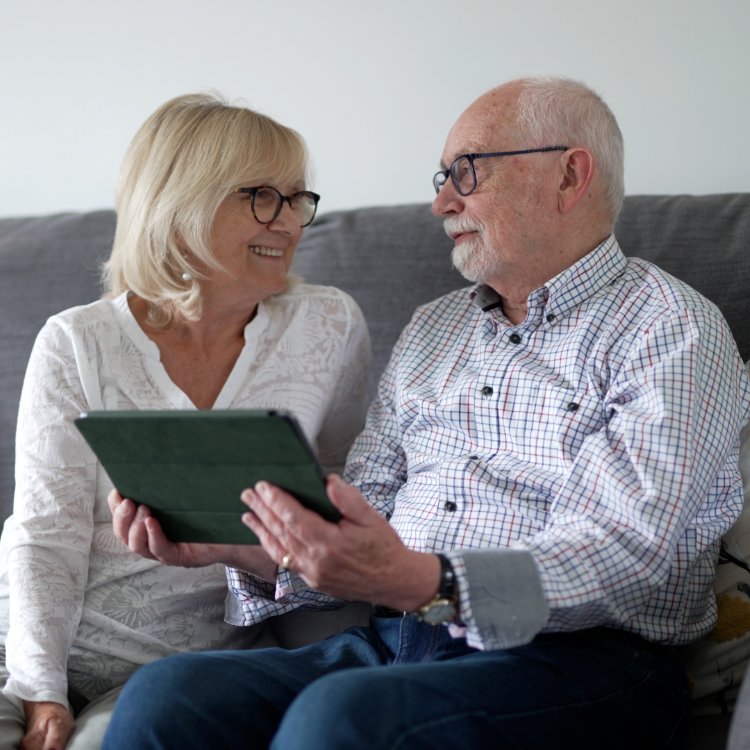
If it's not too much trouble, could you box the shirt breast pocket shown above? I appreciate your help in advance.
[509,382,606,465]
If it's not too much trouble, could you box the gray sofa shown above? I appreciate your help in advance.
[2,195,750,748]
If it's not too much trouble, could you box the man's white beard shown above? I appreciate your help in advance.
[444,217,498,283]
[452,237,496,283]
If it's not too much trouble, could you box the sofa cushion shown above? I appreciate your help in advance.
[0,211,114,520]
[615,194,750,362]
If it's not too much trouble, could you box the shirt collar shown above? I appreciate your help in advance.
[469,235,627,322]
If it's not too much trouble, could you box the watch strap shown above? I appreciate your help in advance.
[436,553,456,599]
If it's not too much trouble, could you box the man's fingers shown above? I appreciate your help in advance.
[244,483,320,543]
[326,475,381,525]
[239,479,383,582]
[241,510,288,565]
[241,484,330,571]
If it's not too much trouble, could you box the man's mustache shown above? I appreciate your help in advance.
[443,217,484,238]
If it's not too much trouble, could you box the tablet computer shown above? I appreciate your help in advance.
[74,409,337,544]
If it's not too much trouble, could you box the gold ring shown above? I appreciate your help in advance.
[280,552,294,570]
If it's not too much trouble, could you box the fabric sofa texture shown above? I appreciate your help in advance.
[1,195,750,748]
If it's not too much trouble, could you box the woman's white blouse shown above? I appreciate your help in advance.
[0,282,370,708]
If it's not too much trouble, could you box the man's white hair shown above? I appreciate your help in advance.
[515,76,625,222]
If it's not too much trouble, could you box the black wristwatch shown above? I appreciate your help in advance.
[416,553,458,625]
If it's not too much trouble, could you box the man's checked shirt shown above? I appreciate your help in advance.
[227,236,750,650]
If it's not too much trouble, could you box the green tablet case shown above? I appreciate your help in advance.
[75,409,337,544]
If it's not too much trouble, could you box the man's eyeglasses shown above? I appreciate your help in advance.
[433,146,569,197]
[235,186,321,227]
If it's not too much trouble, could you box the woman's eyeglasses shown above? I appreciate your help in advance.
[235,186,321,227]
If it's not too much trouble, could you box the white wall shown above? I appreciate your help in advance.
[1,0,748,218]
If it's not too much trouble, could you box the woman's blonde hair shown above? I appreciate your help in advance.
[103,93,309,326]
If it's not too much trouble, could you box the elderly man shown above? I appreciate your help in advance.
[103,77,750,750]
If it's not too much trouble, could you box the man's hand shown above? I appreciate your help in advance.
[241,475,441,611]
[21,701,74,750]
[107,489,277,582]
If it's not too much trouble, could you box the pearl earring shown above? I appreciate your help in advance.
[181,271,193,282]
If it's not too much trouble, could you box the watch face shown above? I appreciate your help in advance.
[419,599,457,625]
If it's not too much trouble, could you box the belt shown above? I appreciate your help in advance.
[372,605,408,618]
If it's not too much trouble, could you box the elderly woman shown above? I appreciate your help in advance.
[0,94,369,749]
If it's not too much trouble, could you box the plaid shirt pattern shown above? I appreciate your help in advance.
[228,237,750,648]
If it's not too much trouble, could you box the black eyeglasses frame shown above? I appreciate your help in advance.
[433,146,570,196]
[234,186,321,227]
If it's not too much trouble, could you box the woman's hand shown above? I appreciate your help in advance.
[21,701,75,750]
[108,488,222,567]
[107,489,278,581]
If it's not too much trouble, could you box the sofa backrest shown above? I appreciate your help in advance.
[292,195,750,384]
[1,193,749,522]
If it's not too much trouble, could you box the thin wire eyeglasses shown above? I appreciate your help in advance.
[433,146,569,196]
[234,186,321,228]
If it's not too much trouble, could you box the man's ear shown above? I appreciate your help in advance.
[556,147,595,214]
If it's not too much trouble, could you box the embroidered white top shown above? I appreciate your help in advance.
[0,282,370,708]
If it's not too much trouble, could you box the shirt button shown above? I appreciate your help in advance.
[469,454,479,460]
[509,333,522,344]
[566,402,579,412]
[444,501,457,512]
[481,385,494,396]
[546,313,556,322]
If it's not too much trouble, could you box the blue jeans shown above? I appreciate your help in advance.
[102,616,688,750]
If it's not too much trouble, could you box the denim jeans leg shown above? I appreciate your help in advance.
[272,627,689,750]
[101,626,389,750]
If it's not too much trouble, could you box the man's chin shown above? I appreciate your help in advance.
[451,246,484,283]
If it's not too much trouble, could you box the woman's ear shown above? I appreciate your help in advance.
[556,147,595,214]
